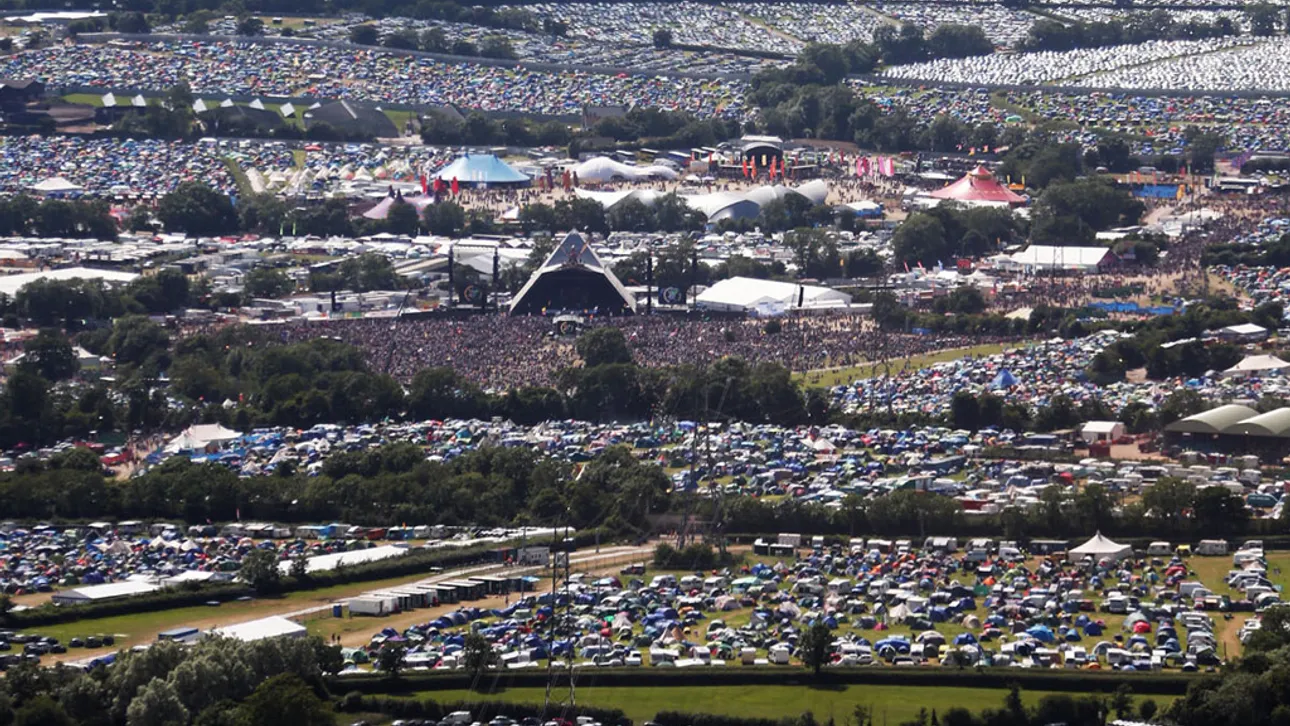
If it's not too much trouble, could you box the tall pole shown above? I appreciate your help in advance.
[646,253,654,315]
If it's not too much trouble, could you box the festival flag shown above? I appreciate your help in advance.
[451,177,460,195]
[420,175,428,195]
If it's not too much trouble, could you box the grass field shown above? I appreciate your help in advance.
[795,343,1012,388]
[26,569,455,657]
[63,93,108,107]
[382,109,418,136]
[405,684,1176,724]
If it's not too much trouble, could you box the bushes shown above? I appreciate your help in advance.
[7,583,252,628]
[333,666,1193,695]
[655,713,785,726]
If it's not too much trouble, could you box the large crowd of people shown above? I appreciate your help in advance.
[275,313,998,390]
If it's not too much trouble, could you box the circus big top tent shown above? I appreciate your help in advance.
[929,166,1026,206]
[433,153,530,187]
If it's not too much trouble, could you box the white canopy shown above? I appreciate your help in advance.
[1224,354,1290,378]
[1070,532,1132,560]
[30,176,82,193]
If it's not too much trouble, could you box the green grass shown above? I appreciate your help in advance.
[406,684,1175,723]
[260,15,342,31]
[382,109,417,136]
[63,93,106,107]
[223,158,252,197]
[25,569,456,652]
[795,343,1012,388]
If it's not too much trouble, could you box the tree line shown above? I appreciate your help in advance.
[0,630,343,726]
[0,439,669,532]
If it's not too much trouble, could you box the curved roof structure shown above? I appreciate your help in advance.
[930,166,1026,205]
[509,231,636,316]
[1223,408,1290,438]
[433,154,530,186]
[572,156,678,183]
[575,182,830,222]
[1166,404,1260,434]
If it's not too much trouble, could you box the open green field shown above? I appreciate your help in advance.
[796,343,1012,388]
[405,684,1177,724]
[260,15,343,31]
[24,568,453,657]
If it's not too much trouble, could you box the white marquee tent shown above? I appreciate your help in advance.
[696,276,851,314]
[1069,532,1133,561]
[1223,354,1290,378]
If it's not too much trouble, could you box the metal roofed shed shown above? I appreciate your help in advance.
[1216,323,1269,342]
[52,580,160,605]
[1222,408,1290,438]
[1165,404,1259,434]
[1080,421,1124,443]
[210,616,306,642]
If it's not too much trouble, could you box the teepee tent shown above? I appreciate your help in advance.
[990,369,1017,389]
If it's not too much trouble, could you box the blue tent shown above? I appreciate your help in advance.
[991,369,1017,389]
[1026,625,1055,643]
[433,153,531,186]
[953,633,978,645]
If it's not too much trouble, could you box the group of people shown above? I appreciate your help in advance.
[273,311,1013,392]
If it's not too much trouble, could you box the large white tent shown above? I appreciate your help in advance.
[1069,532,1133,561]
[572,156,678,182]
[696,276,851,314]
[164,423,241,454]
[1223,354,1290,378]
[30,176,83,194]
